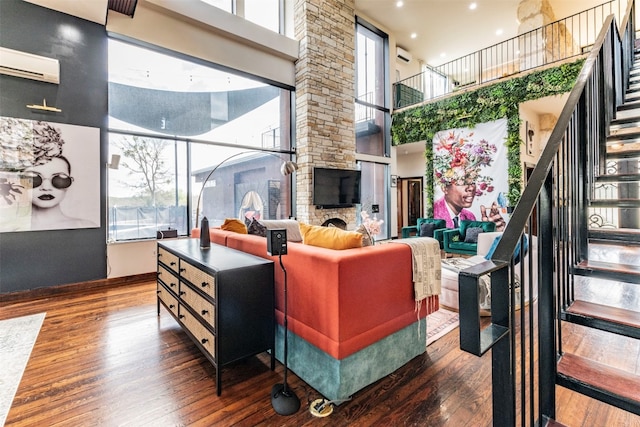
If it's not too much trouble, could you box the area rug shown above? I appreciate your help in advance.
[0,312,46,426]
[426,308,459,346]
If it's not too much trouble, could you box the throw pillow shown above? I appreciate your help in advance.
[355,224,373,247]
[464,226,483,243]
[419,222,436,237]
[485,235,529,262]
[247,217,267,237]
[258,219,303,242]
[221,218,248,234]
[299,223,363,250]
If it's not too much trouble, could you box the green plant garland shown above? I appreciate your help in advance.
[391,58,584,214]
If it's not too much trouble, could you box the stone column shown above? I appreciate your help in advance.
[517,0,579,69]
[294,0,357,227]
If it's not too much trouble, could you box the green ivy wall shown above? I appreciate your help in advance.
[391,58,584,214]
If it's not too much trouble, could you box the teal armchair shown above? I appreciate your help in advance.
[443,220,496,255]
[401,218,447,249]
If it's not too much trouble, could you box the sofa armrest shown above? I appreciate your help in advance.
[432,228,448,249]
[443,229,461,247]
[401,225,417,238]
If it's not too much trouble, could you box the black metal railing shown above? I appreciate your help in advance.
[457,0,635,424]
[393,0,630,110]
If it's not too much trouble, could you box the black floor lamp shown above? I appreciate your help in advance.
[194,150,297,249]
[267,229,300,416]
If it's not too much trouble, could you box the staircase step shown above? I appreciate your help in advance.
[562,300,640,339]
[588,228,640,244]
[607,148,640,160]
[610,116,640,128]
[625,91,640,102]
[617,100,640,111]
[573,258,640,284]
[556,353,640,416]
[589,199,640,208]
[607,130,640,143]
[594,173,640,183]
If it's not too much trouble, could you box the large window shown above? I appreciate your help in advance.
[355,19,389,157]
[108,39,293,242]
[356,19,391,239]
[357,161,388,241]
[200,0,288,36]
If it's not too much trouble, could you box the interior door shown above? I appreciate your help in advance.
[397,177,423,236]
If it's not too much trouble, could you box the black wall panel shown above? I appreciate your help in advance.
[0,0,108,293]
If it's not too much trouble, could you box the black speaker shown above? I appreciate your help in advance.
[267,229,287,256]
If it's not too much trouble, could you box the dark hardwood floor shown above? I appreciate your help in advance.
[1,273,639,426]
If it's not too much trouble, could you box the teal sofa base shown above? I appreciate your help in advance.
[274,320,426,402]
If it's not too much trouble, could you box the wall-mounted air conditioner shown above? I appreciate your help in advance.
[396,46,412,63]
[0,47,60,84]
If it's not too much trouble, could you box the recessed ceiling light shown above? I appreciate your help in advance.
[411,32,417,39]
[496,29,504,36]
[469,2,477,10]
[396,1,403,7]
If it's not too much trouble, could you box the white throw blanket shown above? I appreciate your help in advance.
[392,237,442,344]
[392,237,442,303]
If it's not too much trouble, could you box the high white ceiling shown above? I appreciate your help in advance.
[356,0,623,66]
[22,0,630,67]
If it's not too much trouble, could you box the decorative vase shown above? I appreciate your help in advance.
[200,216,210,249]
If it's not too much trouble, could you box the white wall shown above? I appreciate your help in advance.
[107,240,158,278]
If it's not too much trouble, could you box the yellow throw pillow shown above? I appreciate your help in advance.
[220,218,248,234]
[299,223,363,250]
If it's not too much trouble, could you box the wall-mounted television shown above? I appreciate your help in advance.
[313,167,361,208]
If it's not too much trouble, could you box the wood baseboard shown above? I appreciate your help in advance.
[0,272,156,305]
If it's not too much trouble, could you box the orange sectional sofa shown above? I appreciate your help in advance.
[192,227,440,401]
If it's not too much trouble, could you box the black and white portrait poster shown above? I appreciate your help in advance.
[0,117,100,232]
[432,118,509,231]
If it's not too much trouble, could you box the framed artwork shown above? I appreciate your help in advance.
[0,117,100,232]
[432,118,509,231]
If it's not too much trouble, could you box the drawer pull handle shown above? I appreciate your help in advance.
[179,314,184,319]
[158,253,162,257]
[180,268,186,272]
[201,310,208,315]
[170,261,176,266]
[201,338,208,344]
[201,282,209,288]
[170,282,176,287]
[169,304,175,309]
[179,291,186,295]
[157,271,162,276]
[156,290,161,294]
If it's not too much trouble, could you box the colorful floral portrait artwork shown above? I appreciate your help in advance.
[432,118,509,227]
[0,117,100,232]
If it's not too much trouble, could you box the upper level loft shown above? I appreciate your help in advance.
[393,0,633,110]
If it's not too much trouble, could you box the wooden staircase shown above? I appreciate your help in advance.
[558,49,640,418]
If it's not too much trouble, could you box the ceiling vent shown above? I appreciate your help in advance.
[396,47,412,63]
[108,0,138,17]
[0,47,60,84]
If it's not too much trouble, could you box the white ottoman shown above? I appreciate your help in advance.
[439,232,538,315]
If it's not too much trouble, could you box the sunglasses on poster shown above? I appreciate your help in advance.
[20,172,74,189]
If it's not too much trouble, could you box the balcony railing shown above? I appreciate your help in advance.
[393,0,630,110]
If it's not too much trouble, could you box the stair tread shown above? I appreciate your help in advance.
[617,100,640,110]
[590,199,640,208]
[557,353,640,404]
[566,300,640,329]
[595,173,640,182]
[577,258,640,274]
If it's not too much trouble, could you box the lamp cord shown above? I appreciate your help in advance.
[279,253,290,394]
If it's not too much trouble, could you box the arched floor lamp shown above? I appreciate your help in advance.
[194,150,298,249]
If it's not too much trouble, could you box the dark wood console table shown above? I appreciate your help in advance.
[156,238,275,395]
